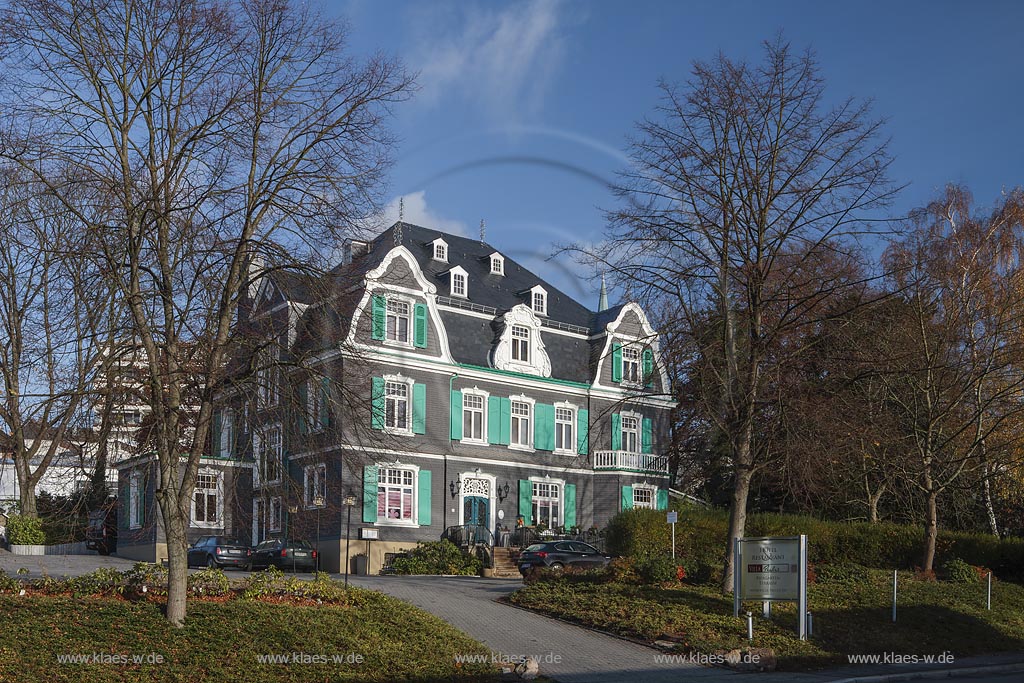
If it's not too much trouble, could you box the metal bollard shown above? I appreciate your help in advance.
[746,612,753,641]
[987,572,992,610]
[892,570,897,623]
[807,611,813,637]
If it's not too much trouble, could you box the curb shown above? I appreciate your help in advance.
[825,661,1024,683]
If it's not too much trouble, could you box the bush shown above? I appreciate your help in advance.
[390,540,481,576]
[606,556,639,583]
[6,515,45,545]
[188,568,231,596]
[0,570,20,593]
[816,562,872,586]
[680,557,719,585]
[636,555,682,584]
[943,558,979,584]
[605,509,673,560]
[67,568,124,596]
[123,562,169,596]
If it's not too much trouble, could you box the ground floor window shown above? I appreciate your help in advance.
[632,486,655,509]
[532,481,560,528]
[377,467,415,521]
[192,470,222,527]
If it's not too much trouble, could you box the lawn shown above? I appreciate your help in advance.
[507,569,1024,670]
[0,589,500,682]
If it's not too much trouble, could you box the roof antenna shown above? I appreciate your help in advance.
[479,218,486,245]
[398,197,404,222]
[598,272,609,311]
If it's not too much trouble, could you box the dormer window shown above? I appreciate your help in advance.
[529,285,547,316]
[511,325,530,362]
[489,252,504,276]
[431,238,448,262]
[449,266,468,298]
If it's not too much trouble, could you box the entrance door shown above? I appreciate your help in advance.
[463,496,489,544]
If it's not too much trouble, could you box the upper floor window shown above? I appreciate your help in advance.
[463,393,485,442]
[386,299,410,344]
[432,239,448,262]
[218,409,234,457]
[257,346,279,408]
[269,496,282,532]
[511,326,530,363]
[452,272,466,297]
[490,254,504,275]
[555,407,575,453]
[385,381,410,431]
[511,400,531,448]
[621,415,640,453]
[532,291,546,315]
[378,467,415,521]
[622,347,641,384]
[262,426,282,483]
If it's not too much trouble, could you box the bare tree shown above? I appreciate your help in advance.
[580,38,898,592]
[0,0,411,626]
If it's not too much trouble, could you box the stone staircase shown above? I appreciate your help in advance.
[489,546,522,579]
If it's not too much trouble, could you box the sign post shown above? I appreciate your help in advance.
[734,535,809,640]
[666,511,678,559]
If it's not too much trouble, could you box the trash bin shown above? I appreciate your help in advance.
[354,554,369,576]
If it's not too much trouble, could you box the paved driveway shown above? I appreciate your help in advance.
[349,574,759,683]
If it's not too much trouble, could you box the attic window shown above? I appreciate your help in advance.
[490,253,504,275]
[434,243,447,261]
[532,291,546,316]
[450,268,468,298]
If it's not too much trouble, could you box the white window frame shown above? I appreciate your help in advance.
[622,346,642,386]
[632,484,657,510]
[191,468,224,529]
[129,472,142,529]
[451,269,468,298]
[384,296,412,347]
[269,496,282,532]
[219,409,234,457]
[511,325,530,363]
[509,395,535,451]
[257,346,279,408]
[260,424,283,484]
[490,253,504,275]
[461,389,489,445]
[304,463,327,509]
[306,378,324,433]
[375,463,420,527]
[621,412,641,454]
[529,476,564,529]
[383,375,414,435]
[432,239,448,262]
[532,292,546,315]
[554,402,576,455]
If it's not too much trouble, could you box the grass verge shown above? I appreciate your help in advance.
[507,569,1024,670]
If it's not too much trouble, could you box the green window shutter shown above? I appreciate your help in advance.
[362,466,379,523]
[371,295,386,341]
[657,489,669,511]
[450,389,463,440]
[534,403,555,451]
[413,383,426,435]
[518,480,533,525]
[611,413,622,450]
[642,348,655,388]
[212,412,221,457]
[320,377,331,429]
[487,396,502,444]
[563,484,576,529]
[576,408,589,455]
[611,342,622,382]
[621,485,633,511]
[297,382,308,434]
[413,303,428,348]
[370,377,385,430]
[418,469,432,525]
[642,418,653,454]
[499,398,512,445]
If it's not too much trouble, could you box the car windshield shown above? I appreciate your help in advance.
[288,540,312,549]
[524,544,548,552]
[218,537,244,546]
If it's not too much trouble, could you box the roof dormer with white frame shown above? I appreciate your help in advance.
[430,238,449,263]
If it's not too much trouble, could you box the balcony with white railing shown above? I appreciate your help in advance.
[593,450,669,474]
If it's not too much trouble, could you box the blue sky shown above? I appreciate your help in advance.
[333,0,1024,308]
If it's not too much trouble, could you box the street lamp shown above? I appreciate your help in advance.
[343,494,357,588]
[313,494,325,572]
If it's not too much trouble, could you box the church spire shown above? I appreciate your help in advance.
[598,273,609,311]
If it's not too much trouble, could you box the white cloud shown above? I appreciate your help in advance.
[408,0,569,122]
[367,191,468,236]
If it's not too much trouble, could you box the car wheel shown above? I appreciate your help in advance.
[207,556,218,569]
[549,562,564,572]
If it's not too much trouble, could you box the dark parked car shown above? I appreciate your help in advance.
[85,507,117,556]
[187,536,251,569]
[248,538,317,572]
[517,541,610,574]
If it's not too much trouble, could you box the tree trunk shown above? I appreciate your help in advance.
[722,424,754,593]
[923,488,939,573]
[18,485,38,518]
[867,483,885,524]
[159,488,189,628]
[981,460,1000,537]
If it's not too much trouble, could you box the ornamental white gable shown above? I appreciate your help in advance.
[490,304,552,377]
